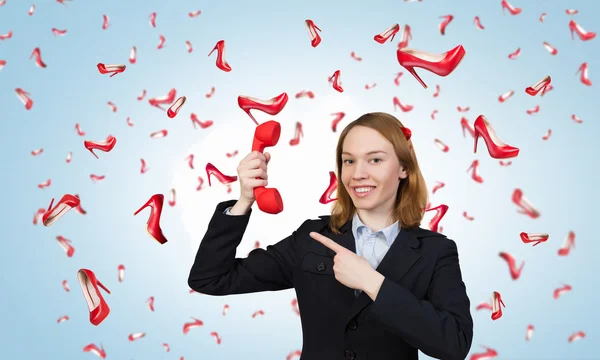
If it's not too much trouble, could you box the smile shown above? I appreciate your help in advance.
[352,187,375,197]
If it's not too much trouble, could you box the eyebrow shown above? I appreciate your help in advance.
[341,150,387,156]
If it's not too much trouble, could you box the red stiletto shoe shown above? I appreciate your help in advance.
[520,232,549,247]
[167,96,186,118]
[473,115,519,159]
[319,171,337,204]
[491,291,505,320]
[42,194,80,226]
[558,231,575,256]
[30,47,46,68]
[305,19,322,47]
[289,121,303,146]
[252,120,284,214]
[97,63,126,77]
[374,23,399,44]
[424,204,448,232]
[460,117,475,138]
[498,252,524,280]
[84,135,116,159]
[329,70,343,92]
[525,76,551,96]
[569,20,596,41]
[208,40,231,72]
[331,112,345,132]
[77,269,111,326]
[15,88,33,110]
[467,160,483,183]
[501,0,521,15]
[396,45,466,89]
[205,163,238,186]
[237,92,289,126]
[397,25,412,49]
[133,194,168,244]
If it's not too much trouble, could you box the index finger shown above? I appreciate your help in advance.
[309,232,346,254]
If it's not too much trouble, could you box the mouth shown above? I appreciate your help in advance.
[351,186,376,198]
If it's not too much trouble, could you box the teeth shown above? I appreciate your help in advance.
[355,187,374,193]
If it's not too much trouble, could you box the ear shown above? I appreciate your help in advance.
[398,166,408,180]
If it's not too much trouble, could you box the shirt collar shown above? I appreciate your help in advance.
[351,212,401,247]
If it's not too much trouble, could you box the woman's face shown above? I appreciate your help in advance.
[341,126,407,217]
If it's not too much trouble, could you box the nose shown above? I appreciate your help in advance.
[351,160,369,180]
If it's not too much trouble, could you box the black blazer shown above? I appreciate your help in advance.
[188,200,473,360]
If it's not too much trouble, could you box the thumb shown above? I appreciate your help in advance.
[264,152,271,164]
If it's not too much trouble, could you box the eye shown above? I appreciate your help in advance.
[343,159,353,164]
[371,158,382,163]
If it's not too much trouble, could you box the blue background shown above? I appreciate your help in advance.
[1,0,598,359]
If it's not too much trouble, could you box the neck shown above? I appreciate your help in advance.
[356,209,397,232]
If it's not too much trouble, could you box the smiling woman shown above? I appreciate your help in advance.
[187,111,473,360]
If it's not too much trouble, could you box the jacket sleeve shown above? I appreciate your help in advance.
[188,199,311,296]
[368,239,473,360]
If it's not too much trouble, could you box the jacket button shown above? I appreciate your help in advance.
[347,319,358,330]
[345,350,356,360]
[316,262,326,271]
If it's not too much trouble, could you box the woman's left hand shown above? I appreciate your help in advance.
[309,231,377,291]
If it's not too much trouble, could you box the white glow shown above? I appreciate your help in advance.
[172,93,366,253]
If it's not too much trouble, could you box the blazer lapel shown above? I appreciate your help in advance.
[347,227,422,323]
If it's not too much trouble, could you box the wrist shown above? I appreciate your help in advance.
[230,199,253,215]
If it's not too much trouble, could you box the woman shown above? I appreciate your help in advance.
[188,112,473,360]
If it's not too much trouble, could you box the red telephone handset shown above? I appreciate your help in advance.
[252,120,284,214]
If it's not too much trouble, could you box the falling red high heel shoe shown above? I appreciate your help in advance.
[396,45,466,89]
[473,115,519,159]
[498,252,524,280]
[84,135,117,159]
[491,291,505,320]
[576,62,592,86]
[167,96,186,118]
[97,63,126,77]
[157,35,166,49]
[393,97,413,112]
[15,88,33,110]
[208,40,231,72]
[148,88,176,110]
[331,112,346,132]
[501,0,522,15]
[329,70,343,92]
[434,138,449,152]
[568,331,585,343]
[289,121,303,146]
[473,16,485,30]
[252,120,284,214]
[460,117,475,138]
[553,284,572,299]
[56,235,75,257]
[526,324,534,341]
[102,14,110,30]
[133,194,168,244]
[470,346,498,360]
[129,46,136,64]
[78,268,111,326]
[190,113,213,129]
[374,23,399,44]
[525,75,551,96]
[467,160,483,183]
[424,204,448,232]
[305,19,322,47]
[82,343,106,358]
[397,25,412,49]
[520,232,549,246]
[30,47,46,68]
[558,231,575,256]
[42,194,80,226]
[543,41,558,55]
[205,163,238,186]
[438,15,454,35]
[569,20,596,41]
[319,171,338,204]
[512,188,540,218]
[237,92,289,126]
[52,28,67,36]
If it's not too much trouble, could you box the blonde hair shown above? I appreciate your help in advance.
[329,112,429,234]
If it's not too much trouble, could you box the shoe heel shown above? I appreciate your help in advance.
[97,280,111,294]
[473,132,479,153]
[134,201,151,216]
[406,66,427,89]
[47,198,55,211]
